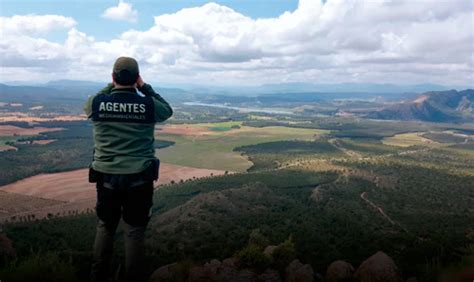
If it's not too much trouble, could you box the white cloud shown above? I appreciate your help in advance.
[0,14,76,35]
[102,0,138,23]
[0,0,473,86]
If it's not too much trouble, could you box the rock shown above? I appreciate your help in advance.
[205,259,222,274]
[439,265,474,282]
[215,265,240,281]
[149,263,178,282]
[188,265,216,282]
[149,263,186,282]
[264,245,277,257]
[233,269,258,282]
[216,267,258,282]
[259,268,282,282]
[223,257,239,268]
[187,257,260,282]
[354,251,403,282]
[325,260,354,282]
[286,259,304,280]
[286,259,314,282]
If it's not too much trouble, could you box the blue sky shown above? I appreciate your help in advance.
[0,0,472,86]
[0,0,298,42]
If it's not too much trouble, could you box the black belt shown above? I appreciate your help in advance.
[89,159,160,190]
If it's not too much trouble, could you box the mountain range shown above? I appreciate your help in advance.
[0,81,196,104]
[1,80,473,123]
[368,89,474,122]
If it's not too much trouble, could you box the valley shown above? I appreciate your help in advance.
[0,82,473,282]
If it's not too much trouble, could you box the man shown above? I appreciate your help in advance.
[84,56,173,282]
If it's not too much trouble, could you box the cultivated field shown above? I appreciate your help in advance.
[155,122,329,172]
[382,132,441,147]
[0,113,86,123]
[0,125,63,136]
[0,125,63,151]
[0,163,227,222]
[0,121,329,221]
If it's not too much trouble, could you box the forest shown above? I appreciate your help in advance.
[0,105,473,281]
[1,122,473,281]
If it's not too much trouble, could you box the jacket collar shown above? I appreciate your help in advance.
[111,87,137,94]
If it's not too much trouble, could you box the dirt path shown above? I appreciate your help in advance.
[360,192,396,225]
[328,138,362,158]
[360,191,410,233]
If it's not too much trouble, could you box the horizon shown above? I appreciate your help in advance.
[1,79,472,94]
[1,0,473,86]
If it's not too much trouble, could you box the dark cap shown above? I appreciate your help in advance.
[113,57,139,75]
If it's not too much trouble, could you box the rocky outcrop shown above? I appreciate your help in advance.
[150,263,179,281]
[325,260,354,282]
[222,257,239,268]
[285,259,314,282]
[354,251,403,282]
[149,251,406,282]
[259,269,282,282]
[187,261,259,282]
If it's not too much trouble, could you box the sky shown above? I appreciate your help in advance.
[0,0,473,86]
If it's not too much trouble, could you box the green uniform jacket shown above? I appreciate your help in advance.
[84,83,173,174]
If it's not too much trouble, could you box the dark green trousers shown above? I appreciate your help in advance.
[91,181,153,282]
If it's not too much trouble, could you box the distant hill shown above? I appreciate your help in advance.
[0,83,84,103]
[199,91,422,106]
[259,82,455,94]
[368,89,474,122]
[0,81,197,104]
[182,82,468,96]
[44,80,104,88]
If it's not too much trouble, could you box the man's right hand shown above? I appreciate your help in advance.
[137,76,145,88]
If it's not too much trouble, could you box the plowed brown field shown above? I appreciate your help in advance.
[0,163,227,222]
[0,125,63,136]
[156,124,212,136]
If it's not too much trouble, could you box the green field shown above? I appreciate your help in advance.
[0,135,17,146]
[206,121,242,131]
[0,135,29,151]
[382,132,441,147]
[155,122,329,172]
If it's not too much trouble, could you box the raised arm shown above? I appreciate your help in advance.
[137,78,173,122]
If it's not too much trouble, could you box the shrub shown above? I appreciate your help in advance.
[235,245,272,270]
[248,229,269,248]
[0,252,78,282]
[272,236,296,272]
